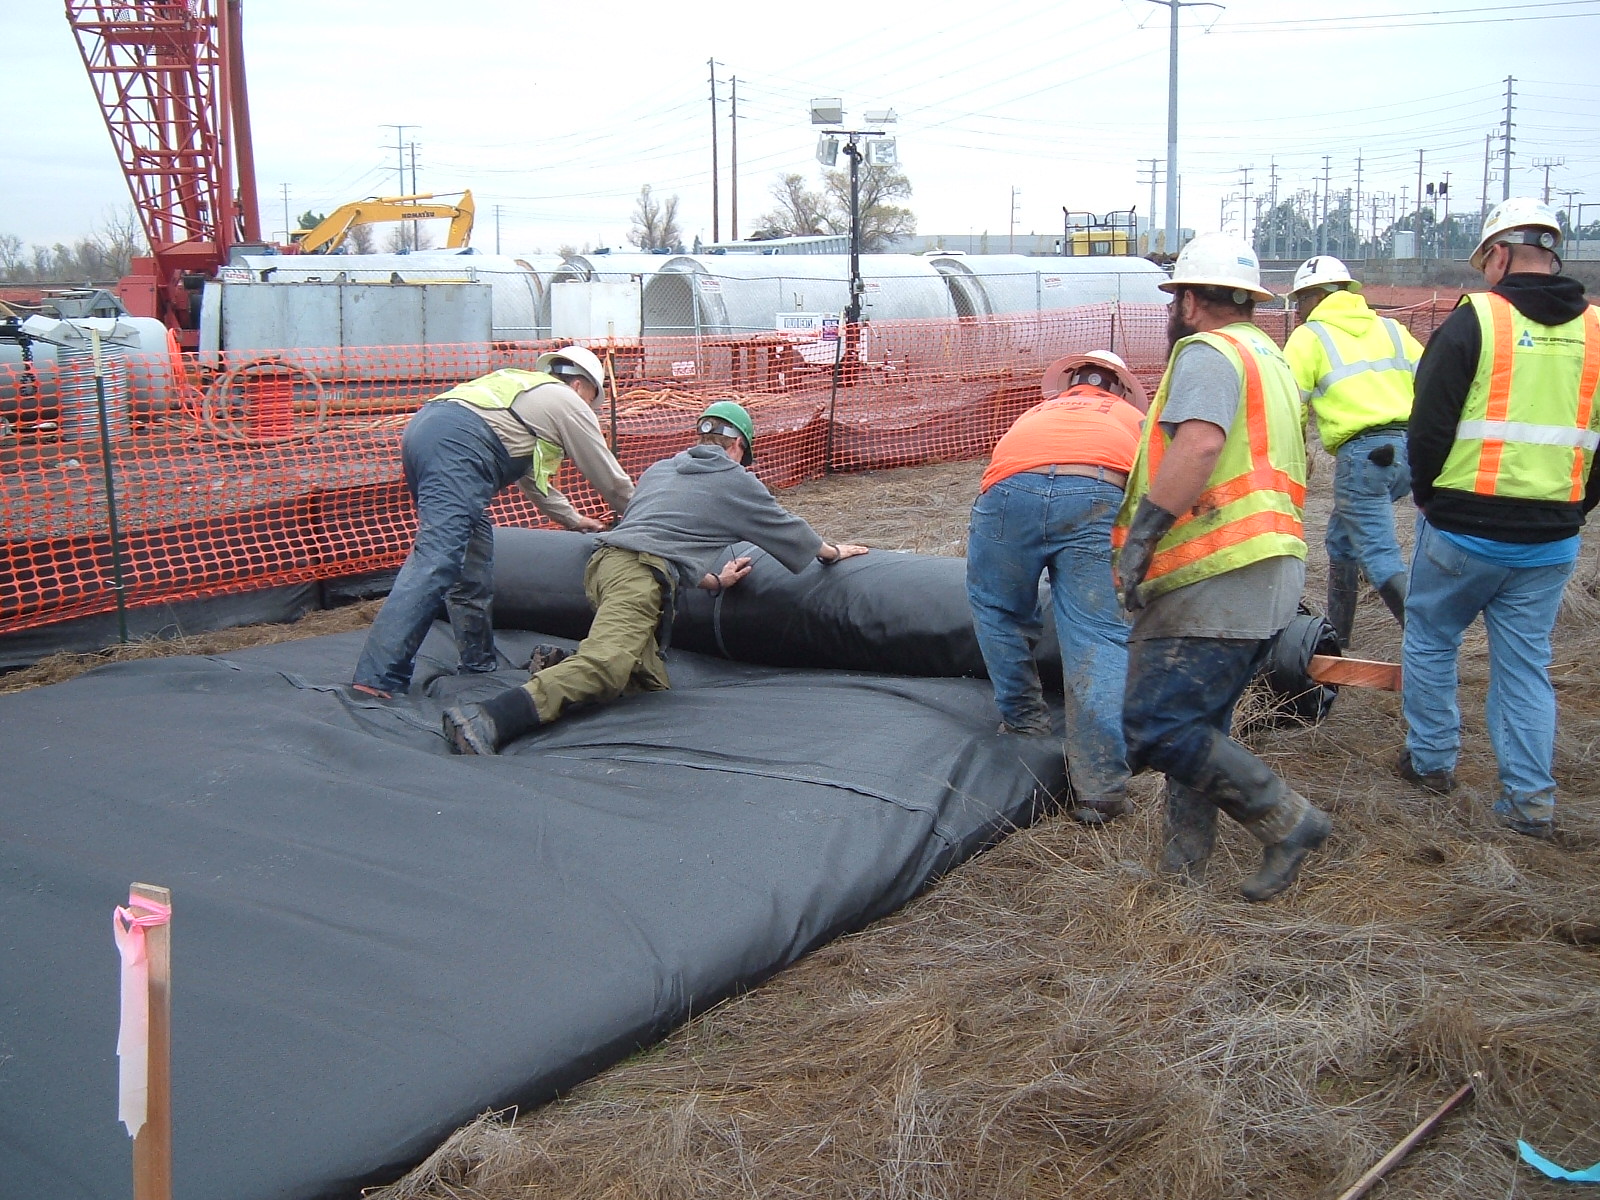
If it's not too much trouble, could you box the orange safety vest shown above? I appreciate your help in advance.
[1113,325,1307,599]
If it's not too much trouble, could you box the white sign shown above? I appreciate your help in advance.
[1042,275,1062,290]
[696,276,722,293]
[776,312,830,337]
[671,360,697,377]
[219,266,251,283]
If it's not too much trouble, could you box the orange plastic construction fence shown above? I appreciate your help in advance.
[0,301,1445,635]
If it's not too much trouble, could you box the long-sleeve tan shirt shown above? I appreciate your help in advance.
[450,381,633,527]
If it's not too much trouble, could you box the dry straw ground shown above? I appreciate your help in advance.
[11,457,1600,1198]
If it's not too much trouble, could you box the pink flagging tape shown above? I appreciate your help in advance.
[112,893,172,1138]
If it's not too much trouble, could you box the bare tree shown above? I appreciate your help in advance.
[96,204,146,276]
[347,223,377,254]
[629,184,683,251]
[0,233,25,281]
[822,164,916,251]
[759,173,829,238]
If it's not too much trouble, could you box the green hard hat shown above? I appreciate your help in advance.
[697,400,755,465]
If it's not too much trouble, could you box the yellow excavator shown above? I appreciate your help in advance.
[291,191,475,254]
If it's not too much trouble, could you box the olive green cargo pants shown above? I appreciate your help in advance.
[521,545,673,724]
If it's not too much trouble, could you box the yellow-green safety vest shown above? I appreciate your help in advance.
[436,369,567,495]
[1284,290,1421,451]
[1114,323,1307,601]
[1433,293,1600,503]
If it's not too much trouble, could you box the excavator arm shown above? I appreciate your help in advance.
[292,190,475,254]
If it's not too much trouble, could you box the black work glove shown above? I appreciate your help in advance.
[1117,497,1178,612]
[1367,444,1395,468]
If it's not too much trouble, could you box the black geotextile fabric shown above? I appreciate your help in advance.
[491,527,1066,687]
[0,622,1065,1200]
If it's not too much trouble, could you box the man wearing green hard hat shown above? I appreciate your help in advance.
[443,401,870,754]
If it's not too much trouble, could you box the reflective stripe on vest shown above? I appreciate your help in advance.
[437,369,567,495]
[1113,324,1307,600]
[1308,318,1412,400]
[1291,296,1418,451]
[1433,293,1600,504]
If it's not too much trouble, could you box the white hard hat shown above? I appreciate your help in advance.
[536,344,606,395]
[1470,197,1563,270]
[1041,350,1150,413]
[1290,255,1360,298]
[1158,233,1274,303]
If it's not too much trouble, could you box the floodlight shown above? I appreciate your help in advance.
[810,99,844,125]
[863,109,898,125]
[816,136,840,167]
[865,137,898,168]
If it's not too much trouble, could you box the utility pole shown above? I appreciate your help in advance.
[1415,149,1425,261]
[1238,165,1252,248]
[1371,193,1382,257]
[407,141,421,249]
[1009,187,1021,253]
[1501,75,1516,201]
[1441,172,1452,257]
[707,59,722,243]
[494,204,502,254]
[1147,0,1224,253]
[1533,156,1564,204]
[280,182,290,243]
[1353,152,1363,256]
[1320,156,1332,254]
[382,123,414,201]
[1139,158,1163,250]
[1481,132,1493,222]
[730,77,739,241]
[1267,158,1279,258]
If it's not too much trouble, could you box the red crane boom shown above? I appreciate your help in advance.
[65,0,262,346]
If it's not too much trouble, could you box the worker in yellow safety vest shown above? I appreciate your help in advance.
[1284,255,1425,646]
[1399,198,1600,839]
[353,346,635,699]
[1113,232,1332,902]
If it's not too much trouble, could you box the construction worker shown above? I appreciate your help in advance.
[1284,255,1424,646]
[442,402,869,753]
[1114,233,1332,902]
[966,350,1148,826]
[1399,198,1600,838]
[352,346,634,699]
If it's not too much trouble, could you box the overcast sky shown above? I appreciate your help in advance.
[4,0,1598,256]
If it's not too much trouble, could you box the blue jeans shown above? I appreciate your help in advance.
[1122,635,1273,784]
[1402,516,1574,825]
[1327,427,1411,585]
[354,402,521,693]
[966,473,1130,802]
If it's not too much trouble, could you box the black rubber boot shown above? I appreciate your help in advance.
[1377,572,1407,629]
[1326,561,1360,649]
[1069,790,1136,827]
[1158,779,1217,881]
[1238,793,1333,902]
[1187,733,1331,902]
[443,686,539,756]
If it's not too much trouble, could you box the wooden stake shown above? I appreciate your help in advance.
[130,882,173,1200]
[1335,1072,1481,1200]
[1309,653,1402,692]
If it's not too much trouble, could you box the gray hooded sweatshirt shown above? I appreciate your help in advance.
[597,444,824,587]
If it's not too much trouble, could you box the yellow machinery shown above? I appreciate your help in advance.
[292,191,475,254]
[1061,208,1135,257]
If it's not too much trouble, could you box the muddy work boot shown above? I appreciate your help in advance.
[1326,561,1360,649]
[443,686,540,756]
[1191,735,1331,902]
[1068,790,1136,827]
[526,643,571,674]
[1158,779,1217,882]
[1377,573,1407,628]
[1238,791,1333,902]
[1395,749,1455,795]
